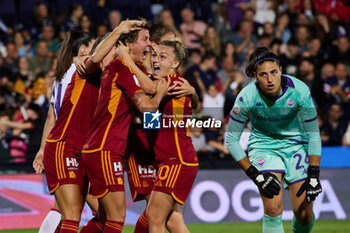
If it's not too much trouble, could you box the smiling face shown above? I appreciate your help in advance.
[152,45,179,79]
[255,61,282,97]
[128,29,152,63]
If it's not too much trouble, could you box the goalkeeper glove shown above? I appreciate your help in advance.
[296,166,322,203]
[245,165,281,198]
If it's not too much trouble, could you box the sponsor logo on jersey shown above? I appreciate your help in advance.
[143,110,161,129]
[232,104,241,116]
[256,102,262,106]
[287,99,295,107]
[239,96,244,103]
[257,158,265,167]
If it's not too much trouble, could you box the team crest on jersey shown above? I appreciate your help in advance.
[287,99,295,107]
[257,158,265,167]
[232,104,241,116]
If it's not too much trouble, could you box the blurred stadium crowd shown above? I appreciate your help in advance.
[0,0,350,172]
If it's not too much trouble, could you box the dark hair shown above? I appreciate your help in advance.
[245,47,280,77]
[117,20,150,46]
[287,38,299,46]
[149,24,174,44]
[28,102,42,116]
[55,30,94,81]
[300,57,314,66]
[202,51,216,62]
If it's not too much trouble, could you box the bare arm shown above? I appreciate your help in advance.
[207,140,229,154]
[33,105,56,173]
[117,43,157,95]
[86,20,144,74]
[0,120,34,130]
[131,78,170,113]
[237,156,252,171]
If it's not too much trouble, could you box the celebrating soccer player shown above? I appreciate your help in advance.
[81,20,170,233]
[119,24,197,233]
[225,47,322,233]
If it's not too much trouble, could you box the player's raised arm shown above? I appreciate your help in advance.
[84,20,144,74]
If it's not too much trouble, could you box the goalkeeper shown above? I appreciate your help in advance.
[225,47,322,233]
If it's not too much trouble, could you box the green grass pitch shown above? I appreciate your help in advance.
[2,220,350,233]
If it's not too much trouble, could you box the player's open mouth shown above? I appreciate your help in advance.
[153,64,160,76]
[267,84,274,90]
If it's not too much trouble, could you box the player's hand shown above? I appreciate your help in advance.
[116,19,144,35]
[73,56,89,75]
[33,150,45,174]
[245,165,281,198]
[116,42,130,60]
[157,77,171,97]
[168,77,195,97]
[296,166,322,203]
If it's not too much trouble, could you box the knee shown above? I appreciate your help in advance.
[264,202,283,217]
[166,213,185,233]
[146,208,162,226]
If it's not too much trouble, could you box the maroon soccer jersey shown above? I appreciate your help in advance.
[150,73,198,166]
[82,58,144,155]
[46,70,101,153]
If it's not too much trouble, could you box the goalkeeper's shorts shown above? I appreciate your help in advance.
[249,143,309,189]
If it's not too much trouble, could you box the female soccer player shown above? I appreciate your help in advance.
[119,38,198,233]
[34,21,142,233]
[34,29,95,233]
[225,47,322,233]
[81,21,171,233]
[120,24,197,233]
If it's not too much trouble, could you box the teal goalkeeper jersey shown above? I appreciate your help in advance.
[225,75,321,162]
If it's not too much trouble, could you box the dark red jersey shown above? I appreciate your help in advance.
[150,73,198,166]
[46,70,101,153]
[82,58,143,155]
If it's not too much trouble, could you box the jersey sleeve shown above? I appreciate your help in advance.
[116,69,144,98]
[299,88,322,156]
[225,88,251,162]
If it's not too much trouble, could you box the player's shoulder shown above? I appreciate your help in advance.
[107,58,134,77]
[170,72,183,82]
[239,80,258,98]
[283,74,309,94]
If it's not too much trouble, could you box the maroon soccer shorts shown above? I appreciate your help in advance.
[43,141,87,194]
[82,150,125,198]
[125,153,155,201]
[153,161,198,205]
[125,126,155,201]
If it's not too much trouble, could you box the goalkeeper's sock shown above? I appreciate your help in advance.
[39,208,61,233]
[263,214,284,233]
[292,213,315,233]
